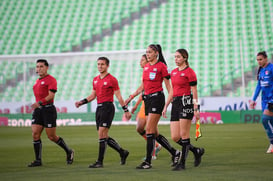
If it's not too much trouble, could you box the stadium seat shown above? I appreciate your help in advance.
[0,0,272,101]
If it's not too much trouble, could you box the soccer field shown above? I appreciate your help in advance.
[0,124,272,181]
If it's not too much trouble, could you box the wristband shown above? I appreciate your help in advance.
[193,99,199,105]
[80,98,88,105]
[38,98,46,105]
[122,105,129,112]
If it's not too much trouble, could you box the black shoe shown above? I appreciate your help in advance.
[171,150,181,167]
[194,148,205,167]
[89,161,103,168]
[28,160,42,167]
[172,163,185,171]
[120,150,129,165]
[136,161,152,169]
[67,149,74,165]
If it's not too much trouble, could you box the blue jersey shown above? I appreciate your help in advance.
[252,63,273,111]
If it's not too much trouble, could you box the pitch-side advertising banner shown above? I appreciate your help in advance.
[199,97,261,111]
[0,97,262,114]
[0,97,262,126]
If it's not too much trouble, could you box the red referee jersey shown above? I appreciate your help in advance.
[93,73,119,104]
[171,67,197,97]
[142,61,169,95]
[33,74,57,105]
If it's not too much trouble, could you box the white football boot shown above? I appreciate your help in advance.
[266,144,273,153]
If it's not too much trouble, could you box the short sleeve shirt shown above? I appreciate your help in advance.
[142,61,169,95]
[33,74,57,105]
[93,74,119,104]
[171,67,197,97]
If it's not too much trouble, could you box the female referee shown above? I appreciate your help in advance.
[28,59,74,167]
[249,51,273,153]
[75,57,131,168]
[162,49,204,171]
[126,44,181,169]
[131,54,162,160]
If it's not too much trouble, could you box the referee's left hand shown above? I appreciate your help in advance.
[131,106,137,114]
[194,110,200,120]
[124,111,132,120]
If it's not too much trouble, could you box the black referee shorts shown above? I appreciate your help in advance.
[95,102,115,130]
[171,95,194,121]
[32,105,57,128]
[144,91,165,116]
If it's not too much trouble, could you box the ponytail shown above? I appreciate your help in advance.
[149,44,167,66]
[156,44,167,66]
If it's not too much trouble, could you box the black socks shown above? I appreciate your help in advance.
[145,134,155,163]
[33,139,42,161]
[56,137,71,154]
[98,138,107,163]
[156,134,177,156]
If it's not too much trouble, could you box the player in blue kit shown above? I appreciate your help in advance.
[249,51,273,153]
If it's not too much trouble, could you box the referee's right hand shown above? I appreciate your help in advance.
[31,102,40,109]
[75,101,81,108]
[162,107,167,118]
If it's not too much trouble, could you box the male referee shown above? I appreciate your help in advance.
[28,59,74,167]
[75,57,131,168]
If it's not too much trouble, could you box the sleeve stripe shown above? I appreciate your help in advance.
[49,89,57,93]
[189,81,197,86]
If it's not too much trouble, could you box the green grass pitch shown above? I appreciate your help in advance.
[0,124,272,181]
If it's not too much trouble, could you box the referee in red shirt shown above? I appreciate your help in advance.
[75,57,131,168]
[28,59,74,167]
[126,44,181,169]
[163,49,205,171]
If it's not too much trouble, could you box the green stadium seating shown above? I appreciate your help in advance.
[0,0,273,102]
[0,0,151,55]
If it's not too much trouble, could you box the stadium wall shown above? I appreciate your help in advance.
[0,110,262,127]
[0,96,262,114]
